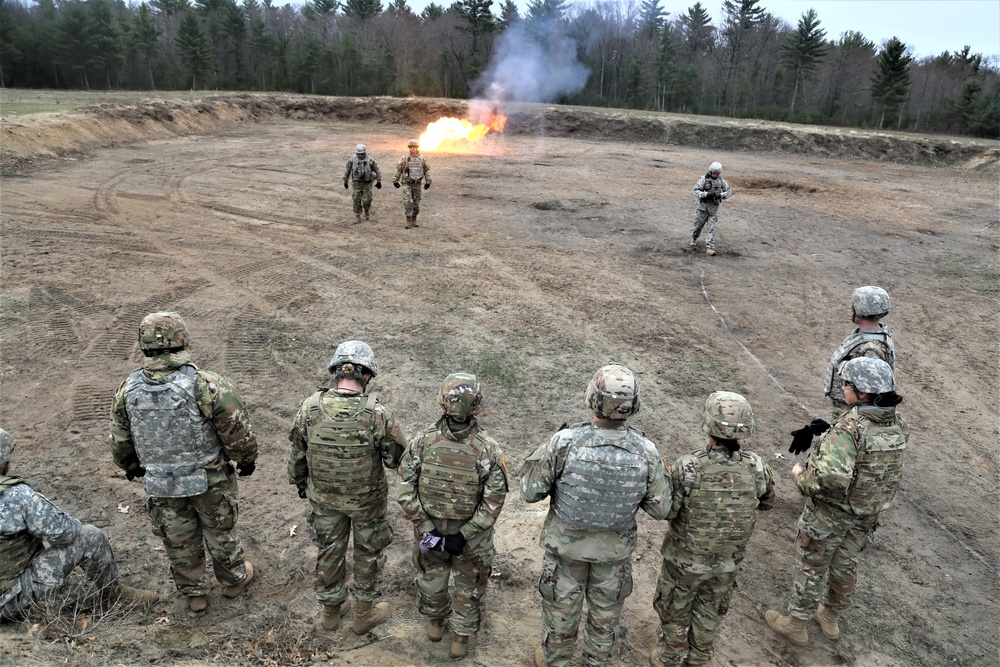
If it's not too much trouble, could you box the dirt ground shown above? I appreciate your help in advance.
[0,96,998,667]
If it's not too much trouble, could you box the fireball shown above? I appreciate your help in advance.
[418,105,508,152]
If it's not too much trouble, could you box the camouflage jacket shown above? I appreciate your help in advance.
[520,423,672,563]
[397,416,508,545]
[823,325,895,402]
[344,156,380,184]
[392,154,432,185]
[692,174,731,206]
[661,446,775,574]
[796,406,907,514]
[109,350,259,486]
[288,387,407,516]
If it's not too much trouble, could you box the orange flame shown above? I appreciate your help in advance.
[418,107,508,151]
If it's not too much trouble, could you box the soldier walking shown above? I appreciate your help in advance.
[650,392,775,667]
[1,428,157,622]
[397,373,508,659]
[109,311,258,613]
[288,341,407,634]
[766,358,907,646]
[344,143,381,224]
[690,161,731,256]
[521,364,672,667]
[392,139,432,229]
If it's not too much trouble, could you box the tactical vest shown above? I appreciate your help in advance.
[351,156,375,182]
[823,327,895,401]
[305,391,382,511]
[552,424,648,532]
[844,413,906,515]
[123,365,221,498]
[404,156,424,182]
[416,425,487,521]
[0,477,45,593]
[667,450,760,557]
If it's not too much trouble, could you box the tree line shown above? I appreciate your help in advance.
[1,0,997,138]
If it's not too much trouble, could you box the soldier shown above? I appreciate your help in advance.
[690,161,732,256]
[521,364,672,667]
[2,428,157,623]
[109,312,258,613]
[397,373,508,659]
[650,392,775,667]
[343,143,382,224]
[765,358,907,647]
[288,341,407,634]
[391,139,432,229]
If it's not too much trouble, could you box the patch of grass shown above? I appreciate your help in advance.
[0,89,205,117]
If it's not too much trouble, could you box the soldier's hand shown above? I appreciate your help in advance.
[420,531,445,553]
[443,532,466,556]
[125,466,146,481]
[375,182,382,189]
[297,485,307,499]
[344,182,349,189]
[788,425,814,455]
[393,182,401,189]
[809,418,831,436]
[237,461,256,477]
[423,182,430,190]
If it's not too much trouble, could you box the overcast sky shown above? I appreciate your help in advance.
[396,0,1000,61]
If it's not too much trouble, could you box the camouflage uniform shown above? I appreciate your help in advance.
[392,150,432,224]
[287,387,407,608]
[343,153,381,219]
[691,171,731,251]
[0,478,118,620]
[521,423,672,667]
[109,347,258,598]
[823,327,894,419]
[652,447,775,666]
[786,405,907,620]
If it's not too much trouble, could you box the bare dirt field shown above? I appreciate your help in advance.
[1,95,998,667]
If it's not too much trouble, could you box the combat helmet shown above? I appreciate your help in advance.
[438,372,484,421]
[138,311,189,353]
[328,340,379,379]
[0,428,14,465]
[355,143,367,155]
[407,139,419,148]
[851,286,890,318]
[709,161,722,174]
[841,357,894,394]
[586,364,640,420]
[702,391,755,440]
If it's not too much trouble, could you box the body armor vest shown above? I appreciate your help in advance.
[823,327,895,401]
[305,391,382,511]
[351,156,375,182]
[404,156,424,182]
[844,413,906,515]
[552,424,648,532]
[667,451,760,557]
[123,365,221,498]
[0,477,45,593]
[417,425,486,521]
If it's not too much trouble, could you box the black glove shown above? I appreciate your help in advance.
[423,182,430,190]
[344,182,349,189]
[375,182,382,189]
[297,485,307,499]
[443,532,467,556]
[125,466,146,481]
[393,182,400,189]
[237,461,256,477]
[809,418,831,435]
[788,426,814,455]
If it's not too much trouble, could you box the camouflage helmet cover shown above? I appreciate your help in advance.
[0,428,14,465]
[709,161,723,173]
[138,311,189,352]
[851,286,891,318]
[407,139,419,148]
[355,143,366,154]
[841,357,894,394]
[702,391,755,440]
[438,372,485,420]
[328,340,379,378]
[585,364,640,420]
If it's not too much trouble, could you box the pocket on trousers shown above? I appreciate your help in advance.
[616,564,634,602]
[538,554,557,603]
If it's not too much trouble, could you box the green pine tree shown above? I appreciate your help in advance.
[781,8,827,115]
[176,10,211,88]
[870,37,913,129]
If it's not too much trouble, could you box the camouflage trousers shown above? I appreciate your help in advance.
[401,181,424,217]
[351,180,375,214]
[652,560,737,666]
[146,473,248,598]
[788,501,877,620]
[537,551,634,667]
[308,496,392,607]
[0,525,118,621]
[691,202,720,249]
[412,528,494,637]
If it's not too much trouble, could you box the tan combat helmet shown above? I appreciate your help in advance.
[585,364,641,420]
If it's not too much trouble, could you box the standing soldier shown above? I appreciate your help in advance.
[288,341,407,634]
[2,428,157,622]
[392,139,432,229]
[690,161,732,256]
[650,392,775,667]
[108,312,258,613]
[397,373,508,659]
[521,364,672,667]
[344,143,382,224]
[766,358,907,647]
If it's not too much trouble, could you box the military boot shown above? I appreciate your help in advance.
[188,595,208,612]
[450,634,470,658]
[405,216,415,229]
[352,600,390,634]
[427,617,446,642]
[322,603,343,631]
[355,213,363,224]
[363,206,371,221]
[814,604,841,640]
[222,561,254,598]
[101,581,158,610]
[649,646,667,667]
[706,248,717,256]
[411,214,420,228]
[689,237,697,248]
[534,646,550,667]
[764,610,809,646]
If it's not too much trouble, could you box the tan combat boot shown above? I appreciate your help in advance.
[534,645,550,667]
[411,214,420,228]
[355,213,363,224]
[427,617,446,642]
[405,216,414,229]
[322,603,343,630]
[188,595,208,612]
[649,646,667,667]
[764,610,809,646]
[689,237,697,248]
[352,600,390,634]
[706,248,717,256]
[101,581,158,610]
[814,604,841,640]
[222,561,254,598]
[450,634,470,658]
